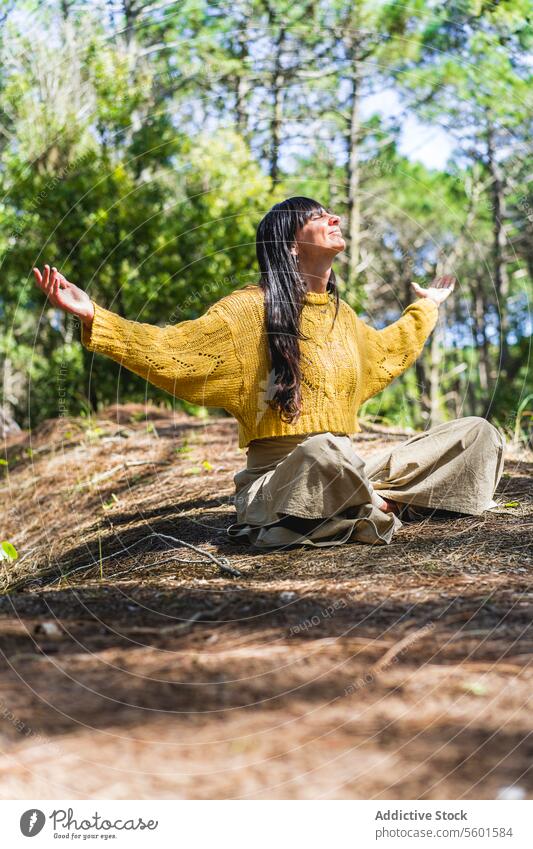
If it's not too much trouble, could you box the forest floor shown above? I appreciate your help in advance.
[0,403,532,800]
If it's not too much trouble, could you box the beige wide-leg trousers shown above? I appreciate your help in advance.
[226,417,505,550]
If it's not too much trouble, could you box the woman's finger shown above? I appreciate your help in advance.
[32,267,43,286]
[43,265,50,289]
[46,267,56,296]
[411,282,428,299]
[48,267,57,297]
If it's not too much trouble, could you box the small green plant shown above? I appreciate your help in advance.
[102,493,119,510]
[85,426,105,442]
[176,439,192,455]
[0,541,19,561]
[181,401,209,419]
[462,681,487,697]
[76,395,94,420]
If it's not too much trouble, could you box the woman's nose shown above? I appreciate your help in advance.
[328,212,341,224]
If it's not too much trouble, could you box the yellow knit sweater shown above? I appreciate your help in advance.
[81,285,438,448]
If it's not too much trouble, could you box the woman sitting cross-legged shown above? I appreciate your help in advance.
[33,196,505,550]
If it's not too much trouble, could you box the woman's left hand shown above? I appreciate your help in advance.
[411,275,456,305]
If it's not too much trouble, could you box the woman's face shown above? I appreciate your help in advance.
[292,207,345,261]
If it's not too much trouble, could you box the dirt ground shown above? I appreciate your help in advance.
[0,403,532,800]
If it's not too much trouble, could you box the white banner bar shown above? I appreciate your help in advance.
[3,799,532,848]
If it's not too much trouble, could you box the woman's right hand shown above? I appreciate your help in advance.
[33,265,95,326]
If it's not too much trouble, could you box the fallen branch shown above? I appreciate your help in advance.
[372,623,436,674]
[150,533,242,578]
[75,460,171,490]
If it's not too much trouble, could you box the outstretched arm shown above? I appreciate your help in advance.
[356,275,455,404]
[33,264,95,325]
[33,265,242,412]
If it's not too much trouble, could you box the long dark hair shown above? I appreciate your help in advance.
[256,196,340,423]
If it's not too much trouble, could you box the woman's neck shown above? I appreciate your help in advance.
[298,255,333,294]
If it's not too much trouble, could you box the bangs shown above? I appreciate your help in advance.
[271,196,326,232]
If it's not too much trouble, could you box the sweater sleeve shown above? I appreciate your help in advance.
[80,299,242,412]
[356,298,439,404]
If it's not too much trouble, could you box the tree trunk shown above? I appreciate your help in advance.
[122,0,141,46]
[269,26,286,184]
[429,324,444,425]
[60,0,73,20]
[346,63,361,292]
[415,358,431,425]
[474,277,490,415]
[0,356,22,436]
[234,26,250,140]
[0,407,21,438]
[486,118,511,372]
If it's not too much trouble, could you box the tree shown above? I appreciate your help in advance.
[393,0,533,407]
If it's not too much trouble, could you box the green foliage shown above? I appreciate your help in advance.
[360,370,422,431]
[0,9,272,427]
[0,0,530,436]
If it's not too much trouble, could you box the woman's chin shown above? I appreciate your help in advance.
[315,240,345,258]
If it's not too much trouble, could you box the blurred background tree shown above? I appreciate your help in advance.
[0,0,531,446]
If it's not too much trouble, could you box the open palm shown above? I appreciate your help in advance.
[33,265,94,324]
[411,274,456,305]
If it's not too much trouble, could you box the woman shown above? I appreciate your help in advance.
[33,196,504,550]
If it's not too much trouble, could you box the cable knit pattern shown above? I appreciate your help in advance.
[81,284,438,448]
